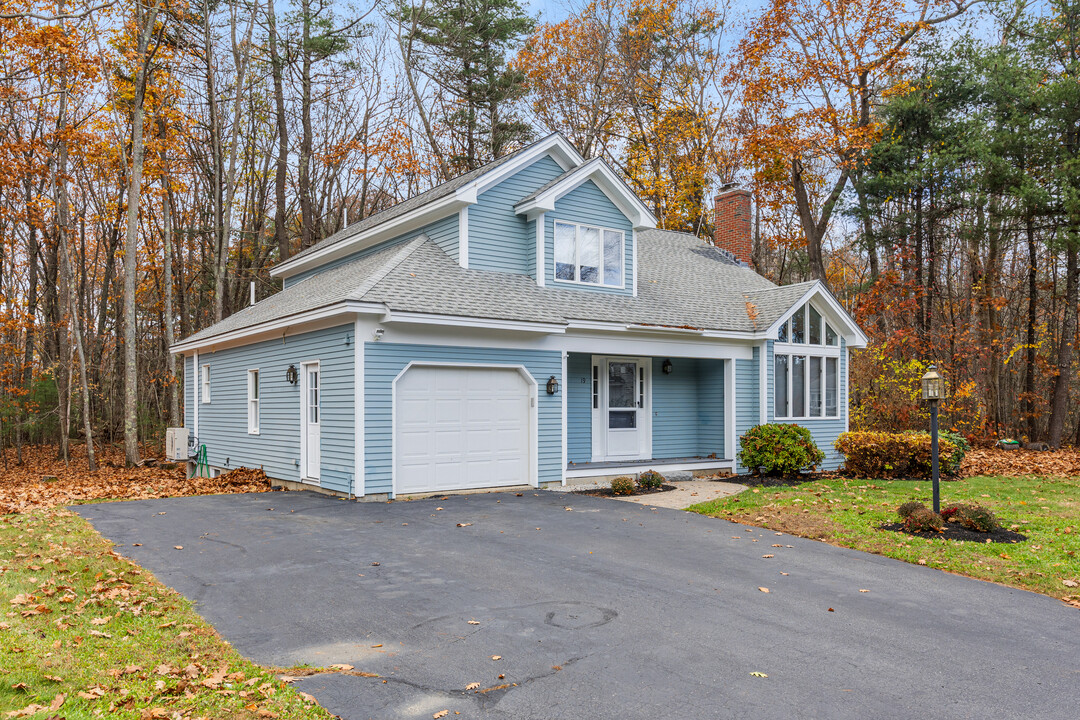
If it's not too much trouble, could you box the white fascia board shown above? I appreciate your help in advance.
[764,282,870,348]
[271,194,472,280]
[626,324,706,336]
[384,311,567,334]
[514,158,658,229]
[565,319,761,342]
[471,135,585,196]
[170,301,387,354]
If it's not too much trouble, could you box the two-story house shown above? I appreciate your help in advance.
[173,133,867,499]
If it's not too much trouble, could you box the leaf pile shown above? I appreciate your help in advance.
[0,444,276,514]
[962,448,1080,479]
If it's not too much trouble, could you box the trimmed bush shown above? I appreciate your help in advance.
[738,424,825,477]
[897,501,927,520]
[903,506,945,532]
[610,476,635,496]
[834,431,958,479]
[636,470,665,491]
[955,504,1001,533]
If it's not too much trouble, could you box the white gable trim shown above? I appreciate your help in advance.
[535,212,546,286]
[458,207,469,268]
[470,134,583,196]
[765,282,868,348]
[514,157,657,230]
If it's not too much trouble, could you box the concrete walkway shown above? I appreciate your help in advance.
[610,478,745,508]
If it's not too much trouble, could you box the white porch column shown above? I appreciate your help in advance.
[353,317,365,497]
[725,358,737,472]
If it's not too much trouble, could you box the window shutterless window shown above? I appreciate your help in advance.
[201,365,211,403]
[554,221,624,288]
[773,352,839,419]
[247,369,260,434]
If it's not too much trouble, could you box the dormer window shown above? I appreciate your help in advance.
[554,221,624,288]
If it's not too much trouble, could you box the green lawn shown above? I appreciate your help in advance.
[0,509,336,719]
[688,475,1080,604]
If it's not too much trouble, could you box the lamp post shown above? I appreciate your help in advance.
[921,365,945,513]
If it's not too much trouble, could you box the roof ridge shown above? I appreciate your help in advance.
[347,236,429,301]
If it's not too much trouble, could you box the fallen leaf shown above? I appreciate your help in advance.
[758,587,770,593]
[456,523,472,527]
[750,672,768,678]
[49,693,64,711]
[298,691,317,703]
[467,620,480,625]
[371,644,383,648]
[6,703,48,717]
[329,663,354,671]
[174,546,183,550]
[433,711,449,719]
[1064,579,1078,588]
[762,554,774,558]
[859,589,869,593]
[828,608,835,612]
[491,655,502,660]
[465,682,480,690]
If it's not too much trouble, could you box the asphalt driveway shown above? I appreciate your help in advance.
[76,490,1079,720]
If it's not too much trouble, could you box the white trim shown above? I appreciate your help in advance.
[272,134,584,280]
[354,318,365,497]
[192,349,199,440]
[514,157,657,229]
[725,358,737,473]
[773,342,842,357]
[765,282,869,348]
[247,368,260,435]
[201,364,211,403]
[458,207,469,268]
[771,350,841,421]
[390,362,539,498]
[590,355,653,462]
[386,311,566,334]
[299,360,321,485]
[536,212,546,286]
[631,229,638,297]
[565,458,734,479]
[171,301,386,353]
[552,220,626,290]
[844,346,851,433]
[561,350,567,486]
[758,341,768,425]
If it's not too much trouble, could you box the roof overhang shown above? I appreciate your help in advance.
[765,281,869,348]
[271,134,587,281]
[514,157,658,230]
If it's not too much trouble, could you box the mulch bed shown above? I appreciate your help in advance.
[879,522,1028,544]
[572,484,677,498]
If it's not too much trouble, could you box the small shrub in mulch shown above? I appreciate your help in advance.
[636,470,665,491]
[610,476,635,496]
[881,500,1026,543]
[739,424,825,477]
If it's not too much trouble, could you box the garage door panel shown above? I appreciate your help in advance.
[395,366,533,495]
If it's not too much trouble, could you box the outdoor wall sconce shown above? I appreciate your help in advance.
[662,359,673,374]
[546,375,560,395]
[285,364,299,385]
[373,328,385,342]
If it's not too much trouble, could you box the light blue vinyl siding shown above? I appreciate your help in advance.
[364,343,563,495]
[734,348,761,474]
[283,214,460,288]
[184,354,194,429]
[546,180,635,296]
[566,354,726,463]
[766,339,848,471]
[469,155,564,274]
[566,352,592,464]
[193,324,355,492]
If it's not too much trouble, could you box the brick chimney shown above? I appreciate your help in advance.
[713,186,752,266]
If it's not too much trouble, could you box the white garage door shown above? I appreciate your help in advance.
[395,365,533,494]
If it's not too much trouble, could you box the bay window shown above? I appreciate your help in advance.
[554,221,624,287]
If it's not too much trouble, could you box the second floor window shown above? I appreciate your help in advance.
[554,221,624,288]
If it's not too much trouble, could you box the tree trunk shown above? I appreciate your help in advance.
[1024,215,1038,440]
[268,0,290,261]
[159,121,178,429]
[1047,243,1078,447]
[203,2,226,323]
[791,157,847,288]
[122,0,163,467]
[298,0,315,250]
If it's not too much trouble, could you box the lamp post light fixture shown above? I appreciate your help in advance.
[921,364,946,513]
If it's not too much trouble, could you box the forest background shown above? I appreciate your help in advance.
[1,0,1078,467]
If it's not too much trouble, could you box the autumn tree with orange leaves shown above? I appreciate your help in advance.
[733,0,981,286]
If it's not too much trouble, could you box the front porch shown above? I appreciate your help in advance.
[564,352,736,479]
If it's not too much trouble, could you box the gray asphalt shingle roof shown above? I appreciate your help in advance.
[181,229,813,346]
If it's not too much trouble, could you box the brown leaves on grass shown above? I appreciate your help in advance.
[962,448,1080,479]
[0,444,276,514]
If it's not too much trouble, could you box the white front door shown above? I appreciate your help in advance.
[395,365,533,494]
[302,362,321,481]
[599,357,651,460]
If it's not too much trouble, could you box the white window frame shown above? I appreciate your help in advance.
[201,364,211,403]
[773,347,841,420]
[777,301,840,347]
[553,220,625,289]
[247,369,260,435]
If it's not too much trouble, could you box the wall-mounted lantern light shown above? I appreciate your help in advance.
[662,359,674,375]
[285,364,299,385]
[546,375,560,395]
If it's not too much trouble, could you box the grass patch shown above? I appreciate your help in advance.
[689,475,1080,604]
[0,509,335,719]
